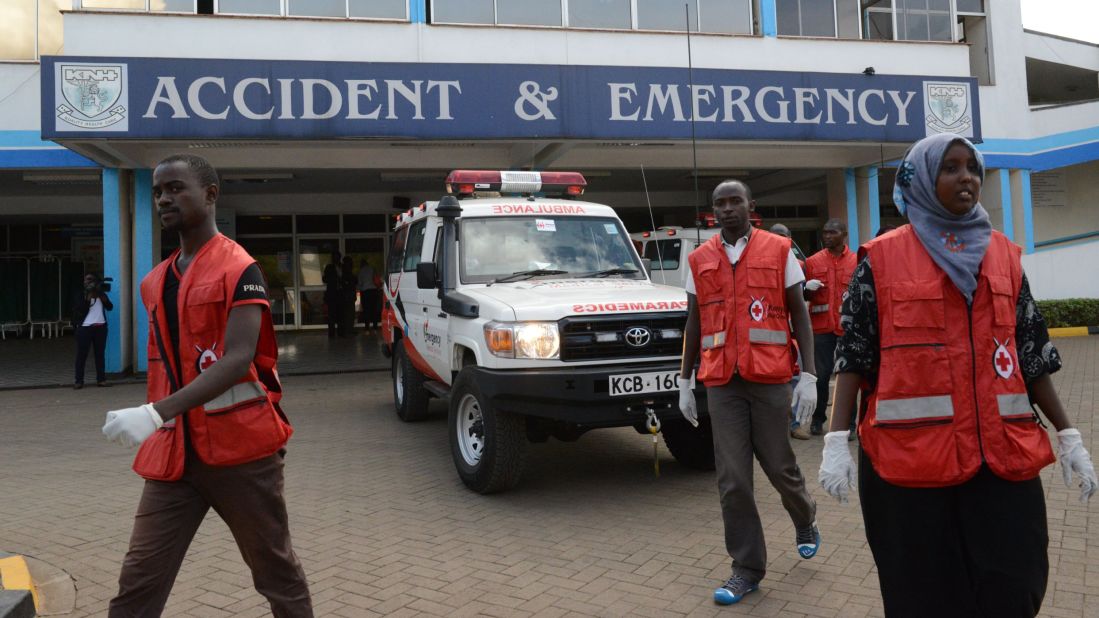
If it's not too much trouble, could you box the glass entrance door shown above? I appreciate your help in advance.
[343,237,387,325]
[296,237,340,329]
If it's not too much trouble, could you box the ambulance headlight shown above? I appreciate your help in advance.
[484,322,559,359]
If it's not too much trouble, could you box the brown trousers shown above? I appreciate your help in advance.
[108,451,313,617]
[708,375,816,583]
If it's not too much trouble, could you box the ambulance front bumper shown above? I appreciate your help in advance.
[469,362,707,428]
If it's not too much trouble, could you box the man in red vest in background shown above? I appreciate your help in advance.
[101,154,313,617]
[803,219,857,437]
[678,180,820,605]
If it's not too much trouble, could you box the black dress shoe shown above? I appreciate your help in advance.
[810,422,824,436]
[73,383,84,390]
[97,381,111,387]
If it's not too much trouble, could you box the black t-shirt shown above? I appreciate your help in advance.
[162,259,268,382]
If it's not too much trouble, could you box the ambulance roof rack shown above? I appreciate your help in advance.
[445,170,586,199]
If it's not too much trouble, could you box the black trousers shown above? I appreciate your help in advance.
[75,324,107,384]
[859,449,1048,618]
[812,332,855,429]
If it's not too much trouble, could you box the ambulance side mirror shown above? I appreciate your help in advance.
[416,262,439,289]
[641,258,652,275]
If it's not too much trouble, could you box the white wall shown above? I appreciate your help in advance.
[0,64,43,131]
[1022,240,1099,300]
[62,11,968,73]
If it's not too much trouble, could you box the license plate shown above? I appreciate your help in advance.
[609,371,680,397]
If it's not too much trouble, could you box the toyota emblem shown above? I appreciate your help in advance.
[624,326,652,348]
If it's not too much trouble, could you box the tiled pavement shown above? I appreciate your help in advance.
[0,330,389,390]
[0,338,1096,617]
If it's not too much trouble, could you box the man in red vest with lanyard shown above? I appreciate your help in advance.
[803,219,858,437]
[679,180,821,605]
[101,154,313,617]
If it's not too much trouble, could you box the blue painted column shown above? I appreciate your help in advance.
[133,169,154,372]
[409,0,426,22]
[760,0,777,36]
[101,169,124,373]
[844,168,859,251]
[867,167,880,240]
[1020,169,1034,253]
[999,170,1013,242]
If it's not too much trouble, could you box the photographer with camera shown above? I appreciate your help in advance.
[73,272,113,388]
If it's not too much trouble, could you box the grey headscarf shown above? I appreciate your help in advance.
[892,133,991,302]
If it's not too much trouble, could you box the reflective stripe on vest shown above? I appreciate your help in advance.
[810,304,830,314]
[997,393,1031,417]
[876,395,954,422]
[748,328,787,345]
[701,331,726,350]
[204,381,266,412]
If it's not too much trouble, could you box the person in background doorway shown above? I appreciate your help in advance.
[819,134,1096,618]
[804,219,858,437]
[340,255,357,337]
[323,253,342,338]
[357,258,381,334]
[679,180,820,606]
[73,272,113,388]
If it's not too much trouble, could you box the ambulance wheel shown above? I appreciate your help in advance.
[449,369,527,494]
[393,343,429,422]
[661,416,716,471]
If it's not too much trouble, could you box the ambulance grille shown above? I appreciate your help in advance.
[559,312,686,361]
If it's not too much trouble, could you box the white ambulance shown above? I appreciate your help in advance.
[381,171,711,493]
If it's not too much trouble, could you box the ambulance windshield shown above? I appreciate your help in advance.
[460,216,643,284]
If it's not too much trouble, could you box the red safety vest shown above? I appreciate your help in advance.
[689,230,794,386]
[859,225,1054,487]
[805,247,857,335]
[133,234,292,481]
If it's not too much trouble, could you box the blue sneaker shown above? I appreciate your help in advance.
[713,574,758,605]
[796,522,821,559]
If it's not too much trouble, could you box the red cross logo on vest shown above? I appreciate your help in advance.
[749,297,766,322]
[194,343,219,373]
[992,337,1014,379]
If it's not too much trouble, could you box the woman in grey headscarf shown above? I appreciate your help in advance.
[816,133,1095,617]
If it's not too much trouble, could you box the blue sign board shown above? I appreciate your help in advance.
[41,56,980,143]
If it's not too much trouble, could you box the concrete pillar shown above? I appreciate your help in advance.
[760,0,777,36]
[852,166,879,247]
[101,169,133,374]
[410,0,426,22]
[1009,169,1034,253]
[132,169,154,372]
[980,169,1012,241]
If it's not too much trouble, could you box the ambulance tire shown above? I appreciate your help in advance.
[393,343,430,422]
[661,416,716,471]
[449,369,527,494]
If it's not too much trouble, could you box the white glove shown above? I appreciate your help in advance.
[103,403,164,448]
[819,431,855,503]
[804,279,824,292]
[793,373,818,427]
[1057,428,1097,503]
[678,373,698,428]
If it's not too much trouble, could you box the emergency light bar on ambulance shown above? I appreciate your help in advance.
[445,170,586,198]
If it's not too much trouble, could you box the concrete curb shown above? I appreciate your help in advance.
[1048,326,1099,338]
[0,556,35,618]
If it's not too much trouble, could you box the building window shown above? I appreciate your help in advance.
[568,0,630,29]
[776,0,836,37]
[349,0,406,19]
[431,0,751,33]
[861,0,976,43]
[216,0,281,15]
[287,0,345,17]
[498,0,562,26]
[0,0,68,60]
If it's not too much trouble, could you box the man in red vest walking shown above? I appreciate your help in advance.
[101,154,313,617]
[679,180,820,605]
[803,219,858,436]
